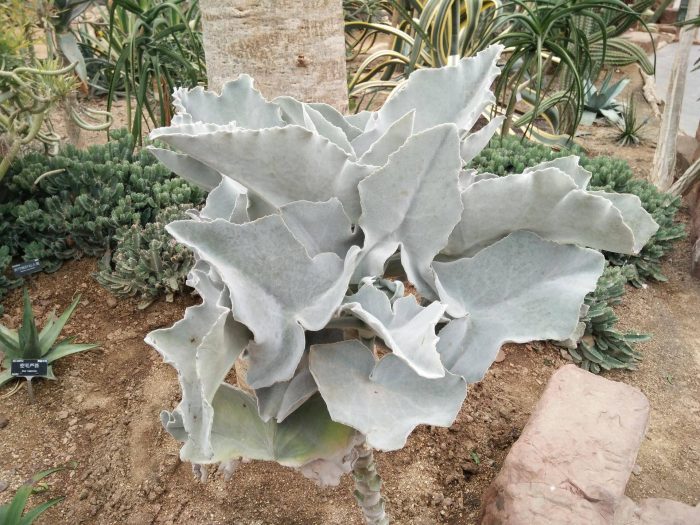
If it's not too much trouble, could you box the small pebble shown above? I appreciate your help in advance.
[632,464,642,476]
[0,480,8,493]
[0,415,8,429]
[58,410,69,420]
[107,297,118,308]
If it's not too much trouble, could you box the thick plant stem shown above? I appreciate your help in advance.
[353,443,389,525]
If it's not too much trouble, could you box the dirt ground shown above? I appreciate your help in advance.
[1,65,698,524]
[0,228,698,525]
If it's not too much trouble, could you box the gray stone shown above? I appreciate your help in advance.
[0,415,8,429]
[480,365,650,525]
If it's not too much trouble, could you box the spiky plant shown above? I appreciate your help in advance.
[0,289,98,386]
[615,95,648,146]
[0,467,66,525]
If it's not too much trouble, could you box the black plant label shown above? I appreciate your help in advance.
[12,259,41,277]
[11,359,48,377]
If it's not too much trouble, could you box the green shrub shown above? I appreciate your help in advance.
[0,130,205,308]
[95,205,196,308]
[468,135,685,286]
[560,265,649,373]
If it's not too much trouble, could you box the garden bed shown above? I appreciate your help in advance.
[0,224,698,524]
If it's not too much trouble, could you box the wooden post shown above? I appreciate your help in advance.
[650,0,699,190]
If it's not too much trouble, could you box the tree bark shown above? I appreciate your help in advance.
[199,0,349,112]
[650,0,699,190]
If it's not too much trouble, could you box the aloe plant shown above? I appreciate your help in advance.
[0,289,98,386]
[145,46,657,523]
[0,467,65,525]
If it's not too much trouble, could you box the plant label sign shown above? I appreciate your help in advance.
[12,259,41,277]
[11,359,48,378]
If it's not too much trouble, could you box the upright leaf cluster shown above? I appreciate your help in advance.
[146,46,658,487]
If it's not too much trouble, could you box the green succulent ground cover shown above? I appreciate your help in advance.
[469,136,685,372]
[0,130,204,309]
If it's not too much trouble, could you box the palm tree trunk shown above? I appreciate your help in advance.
[199,0,349,112]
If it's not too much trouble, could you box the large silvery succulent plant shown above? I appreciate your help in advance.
[144,45,658,524]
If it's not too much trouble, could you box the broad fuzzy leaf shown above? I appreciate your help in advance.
[360,45,504,139]
[153,126,374,221]
[434,231,605,382]
[174,387,358,467]
[146,295,250,460]
[166,215,361,389]
[172,75,284,128]
[445,167,658,258]
[357,124,463,296]
[339,283,445,378]
[279,199,360,258]
[309,340,466,451]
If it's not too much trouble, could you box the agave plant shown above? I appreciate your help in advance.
[145,46,657,523]
[0,289,98,386]
[581,72,629,125]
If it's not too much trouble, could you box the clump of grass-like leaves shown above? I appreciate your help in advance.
[615,95,648,146]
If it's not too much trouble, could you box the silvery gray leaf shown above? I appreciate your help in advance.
[145,299,250,460]
[444,166,658,258]
[255,352,317,422]
[148,147,222,191]
[433,231,605,382]
[302,105,355,156]
[356,110,416,166]
[154,126,375,221]
[203,388,358,466]
[172,75,284,128]
[309,340,467,451]
[167,215,361,389]
[365,45,503,137]
[458,169,498,191]
[279,198,361,258]
[200,177,250,223]
[255,328,345,423]
[339,283,446,378]
[357,124,463,297]
[460,116,504,164]
[588,191,659,253]
[351,110,415,161]
[523,156,592,189]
